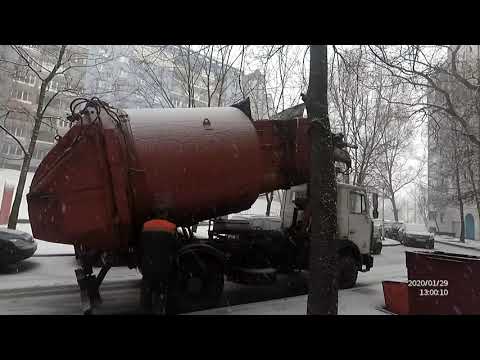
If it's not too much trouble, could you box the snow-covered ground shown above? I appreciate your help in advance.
[435,235,480,251]
[189,285,387,315]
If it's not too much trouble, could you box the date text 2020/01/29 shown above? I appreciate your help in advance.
[408,280,449,287]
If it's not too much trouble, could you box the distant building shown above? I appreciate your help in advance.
[0,45,89,171]
[83,45,273,119]
[427,45,480,240]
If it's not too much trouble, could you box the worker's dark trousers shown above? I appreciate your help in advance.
[140,230,177,286]
[140,229,177,313]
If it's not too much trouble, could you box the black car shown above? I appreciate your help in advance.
[0,227,37,265]
[402,230,435,249]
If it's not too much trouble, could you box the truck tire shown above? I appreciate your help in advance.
[169,253,224,314]
[338,255,358,289]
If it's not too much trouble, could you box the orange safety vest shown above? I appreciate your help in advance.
[142,219,177,234]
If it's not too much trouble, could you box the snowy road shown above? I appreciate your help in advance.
[0,241,478,315]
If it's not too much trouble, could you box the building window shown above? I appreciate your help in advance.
[33,149,47,160]
[28,73,35,86]
[13,126,25,138]
[4,144,22,156]
[13,88,31,103]
[23,72,35,86]
[1,144,9,154]
[440,213,444,223]
[14,70,36,86]
[47,80,60,92]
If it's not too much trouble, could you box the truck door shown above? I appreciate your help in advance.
[348,191,372,254]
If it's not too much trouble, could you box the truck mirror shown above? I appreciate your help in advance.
[372,193,379,219]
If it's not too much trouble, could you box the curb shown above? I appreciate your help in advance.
[435,239,480,252]
[382,242,401,247]
[33,254,75,257]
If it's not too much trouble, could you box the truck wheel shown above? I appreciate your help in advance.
[338,255,358,289]
[170,253,224,313]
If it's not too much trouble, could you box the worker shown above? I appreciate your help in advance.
[139,210,177,315]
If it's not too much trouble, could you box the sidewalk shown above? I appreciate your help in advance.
[435,235,480,252]
[189,283,389,315]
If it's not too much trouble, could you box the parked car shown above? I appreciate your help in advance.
[404,223,435,249]
[0,227,37,265]
[381,220,407,243]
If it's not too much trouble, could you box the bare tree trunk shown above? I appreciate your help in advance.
[277,190,284,208]
[421,212,428,229]
[434,213,440,233]
[306,45,338,315]
[390,194,399,222]
[265,192,273,216]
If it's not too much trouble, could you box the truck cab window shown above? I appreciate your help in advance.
[350,192,366,214]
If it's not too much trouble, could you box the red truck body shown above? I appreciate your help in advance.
[27,106,311,251]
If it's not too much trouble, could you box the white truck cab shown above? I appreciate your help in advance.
[282,184,373,250]
[211,182,377,290]
[280,182,375,287]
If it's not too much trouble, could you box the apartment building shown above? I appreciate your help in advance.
[0,45,89,170]
[84,45,273,119]
[427,45,480,240]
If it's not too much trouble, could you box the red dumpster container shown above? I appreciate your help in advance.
[406,251,480,315]
[382,281,410,315]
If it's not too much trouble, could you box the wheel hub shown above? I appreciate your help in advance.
[186,277,203,294]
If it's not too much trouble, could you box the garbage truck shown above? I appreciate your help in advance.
[27,97,377,314]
